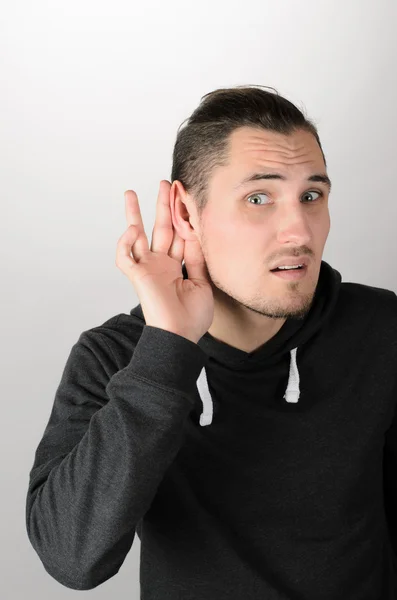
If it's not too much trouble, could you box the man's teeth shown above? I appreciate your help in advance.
[277,265,303,270]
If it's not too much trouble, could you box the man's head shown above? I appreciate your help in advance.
[170,86,331,324]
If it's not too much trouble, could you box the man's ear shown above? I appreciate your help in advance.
[169,180,199,242]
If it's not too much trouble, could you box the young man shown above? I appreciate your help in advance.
[26,86,397,599]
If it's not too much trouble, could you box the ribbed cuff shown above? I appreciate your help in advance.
[124,325,207,398]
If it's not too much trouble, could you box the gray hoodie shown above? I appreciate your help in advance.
[25,260,397,599]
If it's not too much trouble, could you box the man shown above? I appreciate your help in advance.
[26,85,397,599]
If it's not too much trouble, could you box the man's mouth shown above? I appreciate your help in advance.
[270,265,308,279]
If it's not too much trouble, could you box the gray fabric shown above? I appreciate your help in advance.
[26,323,206,589]
[25,260,397,598]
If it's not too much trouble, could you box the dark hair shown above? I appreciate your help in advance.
[170,85,326,218]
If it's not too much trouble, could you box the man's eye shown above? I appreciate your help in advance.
[247,193,269,205]
[301,191,323,202]
[247,191,323,205]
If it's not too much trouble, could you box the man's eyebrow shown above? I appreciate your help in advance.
[233,172,332,193]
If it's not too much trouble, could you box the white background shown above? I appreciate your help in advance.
[1,0,397,598]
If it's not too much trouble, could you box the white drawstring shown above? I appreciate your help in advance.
[196,366,214,426]
[283,347,301,404]
[197,347,301,426]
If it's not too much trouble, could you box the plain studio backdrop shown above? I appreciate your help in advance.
[1,0,397,598]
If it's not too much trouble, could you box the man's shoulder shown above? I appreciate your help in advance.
[338,279,397,327]
[76,304,146,368]
[340,279,396,305]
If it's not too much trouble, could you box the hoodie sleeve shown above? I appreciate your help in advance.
[25,325,206,590]
[383,394,397,562]
[382,291,397,564]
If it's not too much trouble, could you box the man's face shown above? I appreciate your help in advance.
[186,126,331,321]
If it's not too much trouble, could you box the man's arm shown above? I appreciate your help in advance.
[25,325,205,590]
[383,387,397,559]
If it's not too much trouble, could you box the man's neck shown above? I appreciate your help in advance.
[207,314,287,354]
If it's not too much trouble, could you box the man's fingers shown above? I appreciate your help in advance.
[168,228,185,263]
[124,190,149,258]
[150,180,174,254]
[115,224,139,273]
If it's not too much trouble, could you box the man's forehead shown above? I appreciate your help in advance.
[210,127,330,191]
[228,126,321,155]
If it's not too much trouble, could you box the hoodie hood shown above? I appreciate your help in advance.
[131,259,342,427]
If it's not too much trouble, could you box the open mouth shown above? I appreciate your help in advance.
[270,265,307,279]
